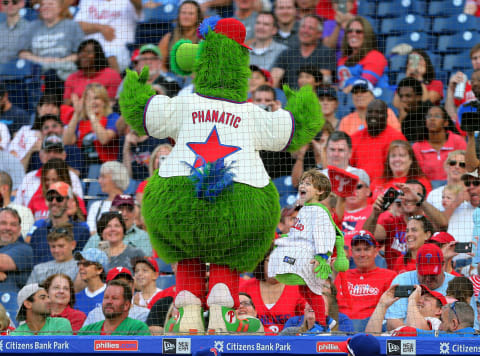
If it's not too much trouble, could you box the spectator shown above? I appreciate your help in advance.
[338,168,373,253]
[272,0,298,48]
[252,84,282,111]
[445,43,480,121]
[0,0,32,64]
[75,0,141,73]
[322,0,355,55]
[133,257,161,308]
[384,244,456,331]
[317,86,339,129]
[64,39,121,106]
[19,0,84,100]
[145,296,173,335]
[370,140,432,202]
[390,216,434,274]
[428,232,461,277]
[276,204,301,235]
[79,279,151,335]
[296,0,316,19]
[464,71,480,171]
[271,15,336,88]
[426,150,466,209]
[236,292,258,318]
[67,193,86,223]
[418,302,476,336]
[297,67,323,90]
[27,181,90,265]
[0,171,34,237]
[157,1,202,73]
[247,12,288,71]
[335,231,397,332]
[350,99,407,182]
[86,161,129,235]
[340,80,400,137]
[43,273,86,331]
[0,151,25,194]
[95,211,144,271]
[234,0,258,41]
[364,180,447,269]
[447,276,474,304]
[11,283,72,335]
[396,78,432,143]
[27,222,77,283]
[337,16,388,91]
[63,83,120,165]
[148,143,173,177]
[83,267,150,326]
[248,65,273,97]
[465,0,480,16]
[412,106,466,187]
[240,249,305,335]
[0,207,33,293]
[74,248,108,315]
[0,82,30,137]
[28,156,86,221]
[0,303,14,335]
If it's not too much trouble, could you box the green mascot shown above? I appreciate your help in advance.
[119,16,348,334]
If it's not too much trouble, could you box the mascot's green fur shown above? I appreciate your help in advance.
[119,17,347,333]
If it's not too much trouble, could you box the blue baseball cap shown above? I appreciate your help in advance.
[339,334,380,356]
[351,230,378,247]
[74,248,108,270]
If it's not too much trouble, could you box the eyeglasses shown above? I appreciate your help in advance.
[239,301,253,307]
[448,160,466,168]
[464,180,480,187]
[48,227,69,234]
[2,0,19,5]
[347,29,363,34]
[447,301,459,323]
[426,114,444,120]
[46,195,65,203]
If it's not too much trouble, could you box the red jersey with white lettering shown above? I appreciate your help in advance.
[144,94,294,188]
[239,278,305,335]
[335,267,397,319]
[341,205,373,252]
[377,211,407,269]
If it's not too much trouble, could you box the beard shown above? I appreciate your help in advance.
[103,306,123,320]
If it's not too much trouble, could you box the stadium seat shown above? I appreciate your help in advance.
[385,32,432,55]
[134,21,173,47]
[380,15,429,35]
[155,258,173,273]
[428,0,465,17]
[389,54,407,73]
[156,275,176,290]
[377,1,404,18]
[142,0,178,22]
[437,31,480,53]
[124,179,139,195]
[0,59,42,113]
[19,7,38,21]
[0,291,18,326]
[272,176,297,197]
[432,14,479,35]
[373,87,395,105]
[357,1,376,18]
[87,181,105,198]
[404,0,428,15]
[87,164,102,179]
[363,16,379,33]
[443,50,472,72]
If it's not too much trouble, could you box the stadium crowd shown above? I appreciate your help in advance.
[0,0,479,339]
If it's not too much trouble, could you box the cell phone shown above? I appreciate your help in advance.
[382,187,400,211]
[454,242,472,253]
[337,0,348,13]
[409,53,420,70]
[394,285,415,298]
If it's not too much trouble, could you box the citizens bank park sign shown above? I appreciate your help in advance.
[0,336,480,355]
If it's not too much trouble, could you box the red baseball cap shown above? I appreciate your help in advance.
[327,166,359,198]
[391,326,417,337]
[214,18,252,50]
[133,257,159,273]
[416,243,444,276]
[428,232,455,244]
[106,267,133,282]
[420,284,447,306]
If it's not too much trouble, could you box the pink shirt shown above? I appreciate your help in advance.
[412,131,467,181]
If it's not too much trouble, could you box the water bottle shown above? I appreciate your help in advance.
[454,73,467,100]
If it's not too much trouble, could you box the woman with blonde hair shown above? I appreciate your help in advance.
[64,83,120,164]
[148,143,173,176]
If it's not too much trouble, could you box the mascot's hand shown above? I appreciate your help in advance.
[333,234,349,272]
[314,255,331,280]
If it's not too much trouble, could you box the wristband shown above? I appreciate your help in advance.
[316,254,329,261]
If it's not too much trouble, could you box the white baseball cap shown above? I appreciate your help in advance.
[17,284,43,310]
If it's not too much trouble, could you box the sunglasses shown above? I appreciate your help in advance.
[356,184,366,190]
[46,195,65,203]
[408,215,424,221]
[2,0,19,5]
[48,227,69,234]
[448,160,466,168]
[464,180,480,187]
[446,301,459,323]
[347,29,363,34]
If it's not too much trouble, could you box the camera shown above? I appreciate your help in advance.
[459,100,480,132]
[382,187,401,211]
[454,242,472,253]
[394,285,415,298]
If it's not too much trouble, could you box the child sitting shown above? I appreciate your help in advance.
[133,257,162,309]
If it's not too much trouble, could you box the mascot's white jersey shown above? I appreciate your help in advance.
[268,205,336,295]
[144,93,294,188]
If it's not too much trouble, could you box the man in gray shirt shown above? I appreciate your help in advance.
[248,12,288,71]
[27,223,78,284]
[0,0,32,64]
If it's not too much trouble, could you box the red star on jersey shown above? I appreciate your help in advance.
[187,126,241,168]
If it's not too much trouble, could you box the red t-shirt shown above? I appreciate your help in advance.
[239,278,305,335]
[369,176,432,204]
[51,305,87,332]
[341,205,373,253]
[426,80,444,104]
[335,267,397,319]
[454,81,476,107]
[390,256,416,274]
[412,132,467,181]
[377,211,407,269]
[350,126,407,184]
[76,113,119,163]
[64,68,122,101]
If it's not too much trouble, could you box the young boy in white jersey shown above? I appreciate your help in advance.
[268,169,347,327]
[133,257,162,309]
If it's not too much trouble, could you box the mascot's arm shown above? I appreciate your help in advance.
[283,85,324,153]
[119,67,156,136]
